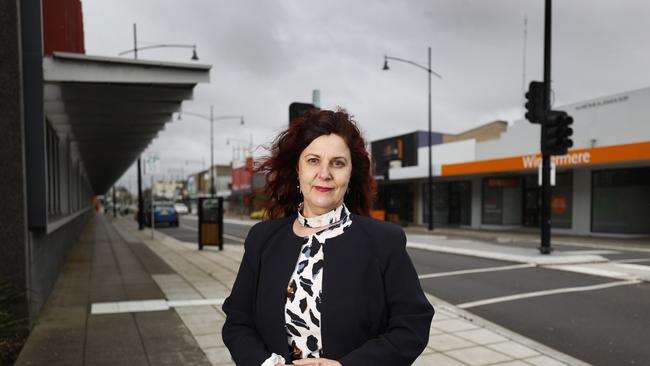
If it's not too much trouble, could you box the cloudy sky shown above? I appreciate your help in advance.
[81,0,650,190]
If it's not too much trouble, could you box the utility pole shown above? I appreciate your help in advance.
[525,0,574,254]
[210,105,216,198]
[382,47,441,231]
[540,0,553,254]
[133,23,145,230]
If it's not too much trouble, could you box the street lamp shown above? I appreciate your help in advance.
[383,47,442,231]
[178,106,244,198]
[118,23,199,61]
[121,23,201,230]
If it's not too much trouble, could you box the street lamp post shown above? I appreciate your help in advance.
[119,23,199,60]
[178,107,244,198]
[383,46,442,231]
[120,23,199,230]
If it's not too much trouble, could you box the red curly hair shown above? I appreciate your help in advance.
[257,109,377,219]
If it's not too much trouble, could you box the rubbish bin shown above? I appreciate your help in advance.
[198,197,223,250]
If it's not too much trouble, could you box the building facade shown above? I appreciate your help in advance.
[373,88,650,235]
[230,157,267,215]
[1,0,209,321]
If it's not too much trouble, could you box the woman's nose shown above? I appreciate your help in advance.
[318,163,331,180]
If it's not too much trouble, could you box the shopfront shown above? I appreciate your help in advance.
[375,86,650,235]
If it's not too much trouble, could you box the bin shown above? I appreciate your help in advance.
[198,197,223,250]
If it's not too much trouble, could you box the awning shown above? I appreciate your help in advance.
[43,51,210,193]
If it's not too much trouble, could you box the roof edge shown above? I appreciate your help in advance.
[51,51,212,71]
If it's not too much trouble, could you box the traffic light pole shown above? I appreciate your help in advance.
[540,0,553,254]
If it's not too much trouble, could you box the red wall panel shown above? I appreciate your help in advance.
[43,0,85,55]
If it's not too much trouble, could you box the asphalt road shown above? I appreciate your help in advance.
[156,218,650,365]
[412,248,650,365]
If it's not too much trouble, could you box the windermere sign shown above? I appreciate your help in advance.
[441,141,650,176]
[522,152,592,169]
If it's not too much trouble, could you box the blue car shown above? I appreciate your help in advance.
[144,203,179,227]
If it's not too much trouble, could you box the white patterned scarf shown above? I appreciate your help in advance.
[285,203,352,360]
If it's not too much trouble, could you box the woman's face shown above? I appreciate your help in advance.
[297,134,352,217]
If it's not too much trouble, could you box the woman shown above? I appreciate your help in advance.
[222,109,433,366]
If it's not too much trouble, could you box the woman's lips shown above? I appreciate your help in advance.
[314,186,333,192]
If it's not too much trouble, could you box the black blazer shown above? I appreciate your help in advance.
[222,214,434,366]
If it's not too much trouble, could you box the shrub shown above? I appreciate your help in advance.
[0,278,28,366]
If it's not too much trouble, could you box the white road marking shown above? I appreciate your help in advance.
[224,234,245,243]
[614,258,650,263]
[548,265,630,279]
[457,280,641,309]
[614,263,650,272]
[91,299,169,314]
[418,264,535,279]
[91,298,226,315]
[182,215,255,225]
[561,250,620,255]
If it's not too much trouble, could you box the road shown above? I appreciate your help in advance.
[156,217,650,365]
[154,215,252,245]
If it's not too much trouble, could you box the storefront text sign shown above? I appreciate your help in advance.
[441,141,650,176]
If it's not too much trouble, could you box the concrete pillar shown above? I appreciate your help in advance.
[0,0,30,320]
[572,168,592,235]
[470,176,482,228]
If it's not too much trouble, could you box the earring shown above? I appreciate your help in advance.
[297,184,301,194]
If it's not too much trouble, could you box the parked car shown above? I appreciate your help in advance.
[174,202,189,215]
[143,203,179,227]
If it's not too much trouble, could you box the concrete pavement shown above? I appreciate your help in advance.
[17,213,594,365]
[15,214,211,366]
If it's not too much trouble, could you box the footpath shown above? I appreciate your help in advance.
[16,213,600,366]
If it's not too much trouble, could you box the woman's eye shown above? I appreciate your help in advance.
[332,160,345,168]
[308,158,319,164]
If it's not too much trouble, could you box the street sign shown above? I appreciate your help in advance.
[538,160,556,186]
[144,152,160,175]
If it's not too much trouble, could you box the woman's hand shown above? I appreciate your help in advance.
[292,358,342,366]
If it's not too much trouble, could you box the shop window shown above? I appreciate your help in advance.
[551,173,573,228]
[482,177,522,225]
[424,181,472,226]
[592,167,650,234]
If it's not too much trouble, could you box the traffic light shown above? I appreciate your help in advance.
[543,110,574,155]
[525,81,545,124]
